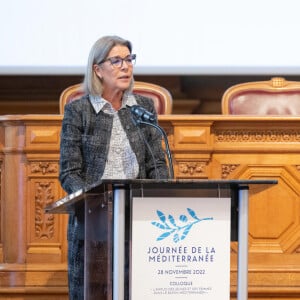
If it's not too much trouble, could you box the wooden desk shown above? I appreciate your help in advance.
[1,114,300,299]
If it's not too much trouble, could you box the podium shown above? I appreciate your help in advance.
[45,179,277,300]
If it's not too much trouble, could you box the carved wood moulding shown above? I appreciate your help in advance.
[214,129,300,143]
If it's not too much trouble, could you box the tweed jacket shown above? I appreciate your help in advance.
[60,93,170,299]
[59,93,169,195]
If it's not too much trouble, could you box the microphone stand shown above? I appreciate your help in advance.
[133,117,174,179]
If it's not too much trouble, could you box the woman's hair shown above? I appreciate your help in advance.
[83,35,134,96]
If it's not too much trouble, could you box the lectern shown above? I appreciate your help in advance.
[45,179,277,300]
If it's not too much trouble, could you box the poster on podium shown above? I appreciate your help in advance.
[131,196,231,300]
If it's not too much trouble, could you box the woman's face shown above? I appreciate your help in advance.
[94,45,134,94]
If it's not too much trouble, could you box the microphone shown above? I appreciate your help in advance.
[128,105,155,123]
[127,104,174,179]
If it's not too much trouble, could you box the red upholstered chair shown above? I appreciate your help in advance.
[59,81,173,115]
[221,77,300,115]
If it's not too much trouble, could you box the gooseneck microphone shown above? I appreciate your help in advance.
[127,104,174,179]
[129,105,155,123]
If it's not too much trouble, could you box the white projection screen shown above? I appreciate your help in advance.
[1,0,300,75]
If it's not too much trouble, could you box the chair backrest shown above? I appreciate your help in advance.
[59,81,173,115]
[221,77,300,115]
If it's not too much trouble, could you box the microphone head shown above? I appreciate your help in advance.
[129,105,155,123]
[130,105,143,117]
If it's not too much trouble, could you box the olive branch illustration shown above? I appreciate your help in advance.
[151,208,213,243]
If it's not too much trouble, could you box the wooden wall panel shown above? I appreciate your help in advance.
[1,114,300,299]
[160,115,300,299]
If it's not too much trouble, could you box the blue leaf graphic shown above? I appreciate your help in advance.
[168,214,177,227]
[187,208,199,220]
[173,233,180,243]
[151,208,213,243]
[180,224,193,241]
[157,210,166,223]
[151,221,169,230]
[179,214,188,223]
[157,230,174,241]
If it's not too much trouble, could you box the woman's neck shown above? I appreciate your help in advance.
[102,90,123,110]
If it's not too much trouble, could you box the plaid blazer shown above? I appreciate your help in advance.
[60,94,169,299]
[59,93,169,195]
